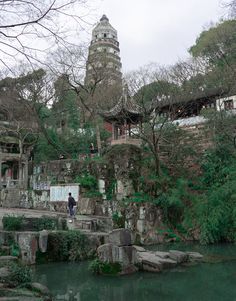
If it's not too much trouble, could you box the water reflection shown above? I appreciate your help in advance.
[34,243,236,301]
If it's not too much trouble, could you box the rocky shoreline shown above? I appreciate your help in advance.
[96,228,203,275]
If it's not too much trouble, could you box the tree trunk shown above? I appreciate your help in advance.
[18,139,23,188]
[96,122,102,155]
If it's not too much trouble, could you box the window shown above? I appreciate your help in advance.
[224,99,234,110]
[104,33,107,38]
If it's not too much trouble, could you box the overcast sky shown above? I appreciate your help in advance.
[88,0,225,72]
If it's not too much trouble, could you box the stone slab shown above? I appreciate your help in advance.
[155,251,170,259]
[30,282,51,296]
[0,256,18,263]
[186,251,203,261]
[137,252,163,272]
[133,245,146,252]
[157,257,177,269]
[169,250,188,263]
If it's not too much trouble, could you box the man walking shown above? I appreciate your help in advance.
[68,192,76,221]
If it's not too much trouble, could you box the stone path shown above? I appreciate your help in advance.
[0,207,66,230]
[0,207,113,235]
[0,207,66,219]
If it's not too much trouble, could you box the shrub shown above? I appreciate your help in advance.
[89,259,121,275]
[10,243,20,257]
[75,174,97,190]
[46,230,91,262]
[2,215,24,231]
[7,262,32,286]
[112,212,125,229]
[32,216,59,231]
[157,228,181,242]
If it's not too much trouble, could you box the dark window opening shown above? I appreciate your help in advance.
[104,33,107,38]
[224,100,233,110]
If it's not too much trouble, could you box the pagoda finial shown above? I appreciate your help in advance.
[100,14,109,22]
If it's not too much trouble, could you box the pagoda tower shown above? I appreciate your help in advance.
[85,15,123,107]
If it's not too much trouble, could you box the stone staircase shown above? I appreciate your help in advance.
[67,214,113,234]
[1,188,22,208]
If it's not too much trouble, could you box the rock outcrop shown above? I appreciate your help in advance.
[96,228,203,275]
[97,228,138,275]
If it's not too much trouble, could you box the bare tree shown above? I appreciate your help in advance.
[50,45,123,154]
[125,64,200,178]
[0,0,93,73]
[224,0,236,18]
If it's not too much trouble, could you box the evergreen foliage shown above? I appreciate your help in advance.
[7,263,32,286]
[46,230,91,261]
[2,215,24,231]
[89,259,122,275]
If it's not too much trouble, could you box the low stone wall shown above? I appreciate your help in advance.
[0,188,50,210]
[0,229,107,265]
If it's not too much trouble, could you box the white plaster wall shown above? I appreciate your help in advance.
[216,95,236,111]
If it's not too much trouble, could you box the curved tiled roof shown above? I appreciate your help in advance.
[100,91,143,120]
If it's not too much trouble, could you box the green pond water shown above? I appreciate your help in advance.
[33,243,236,301]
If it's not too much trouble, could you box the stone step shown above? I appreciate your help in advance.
[2,188,21,207]
[67,215,113,233]
[0,256,18,264]
[0,267,11,280]
[0,246,10,256]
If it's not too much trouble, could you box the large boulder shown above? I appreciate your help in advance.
[108,229,132,246]
[112,245,137,267]
[97,243,137,266]
[97,243,113,263]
